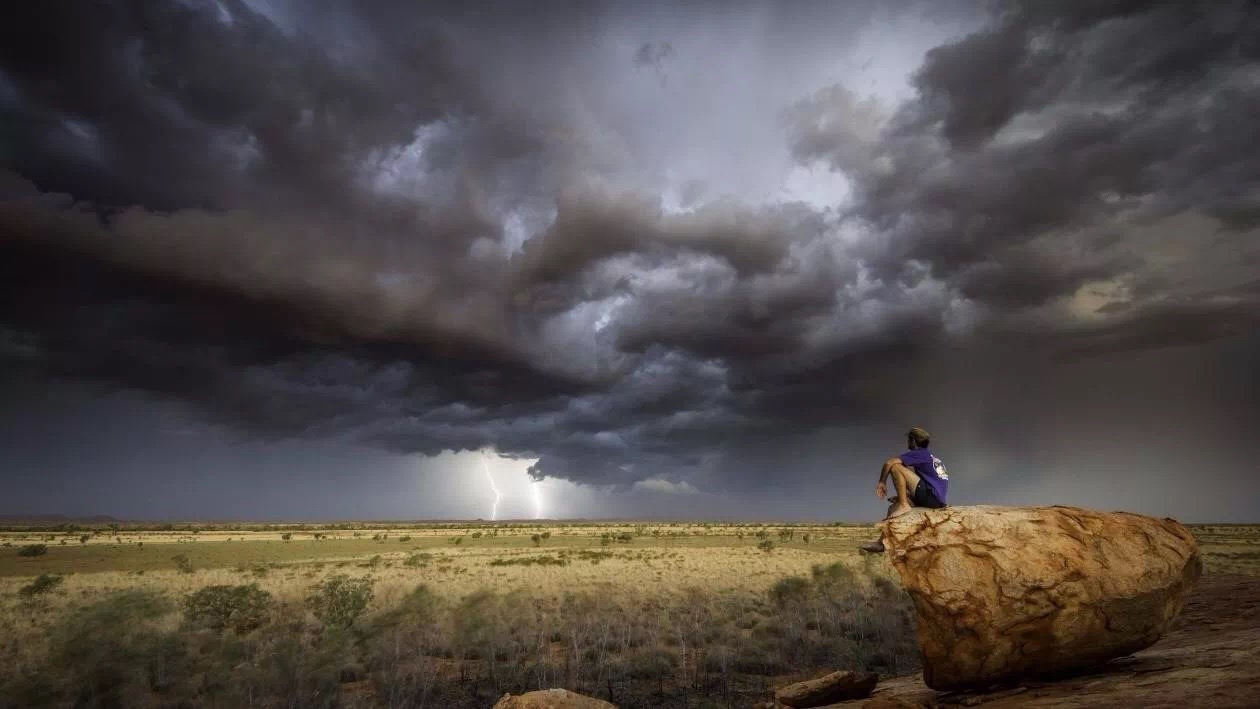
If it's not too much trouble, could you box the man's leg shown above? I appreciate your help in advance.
[861,462,924,553]
[885,461,921,519]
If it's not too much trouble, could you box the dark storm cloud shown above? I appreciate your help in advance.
[793,1,1260,310]
[2,0,1258,504]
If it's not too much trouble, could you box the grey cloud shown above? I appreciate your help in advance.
[787,0,1260,331]
[1,0,1258,504]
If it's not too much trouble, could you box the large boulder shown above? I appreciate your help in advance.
[880,505,1200,691]
[492,688,616,709]
[774,669,878,706]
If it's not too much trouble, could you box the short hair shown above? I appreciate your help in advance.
[907,427,931,447]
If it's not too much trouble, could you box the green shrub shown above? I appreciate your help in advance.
[183,584,274,634]
[306,575,374,628]
[403,552,434,567]
[171,554,194,573]
[768,576,811,608]
[19,574,64,597]
[488,555,568,567]
[625,647,680,679]
[757,539,775,553]
[16,544,47,557]
[372,584,440,632]
[47,590,176,706]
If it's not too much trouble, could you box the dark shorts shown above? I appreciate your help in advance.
[911,481,946,509]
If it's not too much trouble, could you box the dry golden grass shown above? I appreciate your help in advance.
[1,519,1251,707]
[0,522,922,708]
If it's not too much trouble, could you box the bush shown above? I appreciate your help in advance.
[183,584,274,634]
[768,576,812,608]
[46,590,176,706]
[168,553,194,573]
[17,544,48,557]
[625,647,680,679]
[20,574,64,597]
[757,539,775,553]
[488,555,567,567]
[306,575,374,628]
[403,552,434,567]
[372,584,440,632]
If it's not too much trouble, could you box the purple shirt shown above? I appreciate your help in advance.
[900,448,949,503]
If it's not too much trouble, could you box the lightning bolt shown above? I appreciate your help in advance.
[480,450,501,521]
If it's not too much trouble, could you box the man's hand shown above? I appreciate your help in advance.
[876,481,887,500]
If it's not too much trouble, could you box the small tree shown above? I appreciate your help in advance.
[757,539,775,553]
[183,584,274,634]
[531,534,542,547]
[306,575,374,628]
[17,544,47,557]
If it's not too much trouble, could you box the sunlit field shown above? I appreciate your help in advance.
[0,521,1255,708]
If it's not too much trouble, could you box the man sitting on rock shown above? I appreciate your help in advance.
[860,427,949,553]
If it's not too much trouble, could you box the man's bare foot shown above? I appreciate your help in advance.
[886,504,913,519]
[859,540,886,553]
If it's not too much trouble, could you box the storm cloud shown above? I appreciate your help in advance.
[1,0,1257,519]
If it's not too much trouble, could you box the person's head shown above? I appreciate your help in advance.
[907,427,930,450]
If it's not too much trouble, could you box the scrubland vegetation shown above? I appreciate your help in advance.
[0,521,1253,708]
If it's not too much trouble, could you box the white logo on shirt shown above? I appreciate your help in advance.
[931,455,949,480]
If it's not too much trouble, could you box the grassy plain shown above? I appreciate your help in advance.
[0,521,910,709]
[0,521,1254,708]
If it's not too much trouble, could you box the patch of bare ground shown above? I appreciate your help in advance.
[823,573,1260,708]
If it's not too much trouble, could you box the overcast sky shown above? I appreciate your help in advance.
[2,0,1258,522]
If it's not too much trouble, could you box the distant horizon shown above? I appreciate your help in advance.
[3,509,1254,526]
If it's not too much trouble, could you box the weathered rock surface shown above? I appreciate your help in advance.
[823,574,1260,708]
[492,688,616,709]
[880,505,1200,691]
[775,670,878,706]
